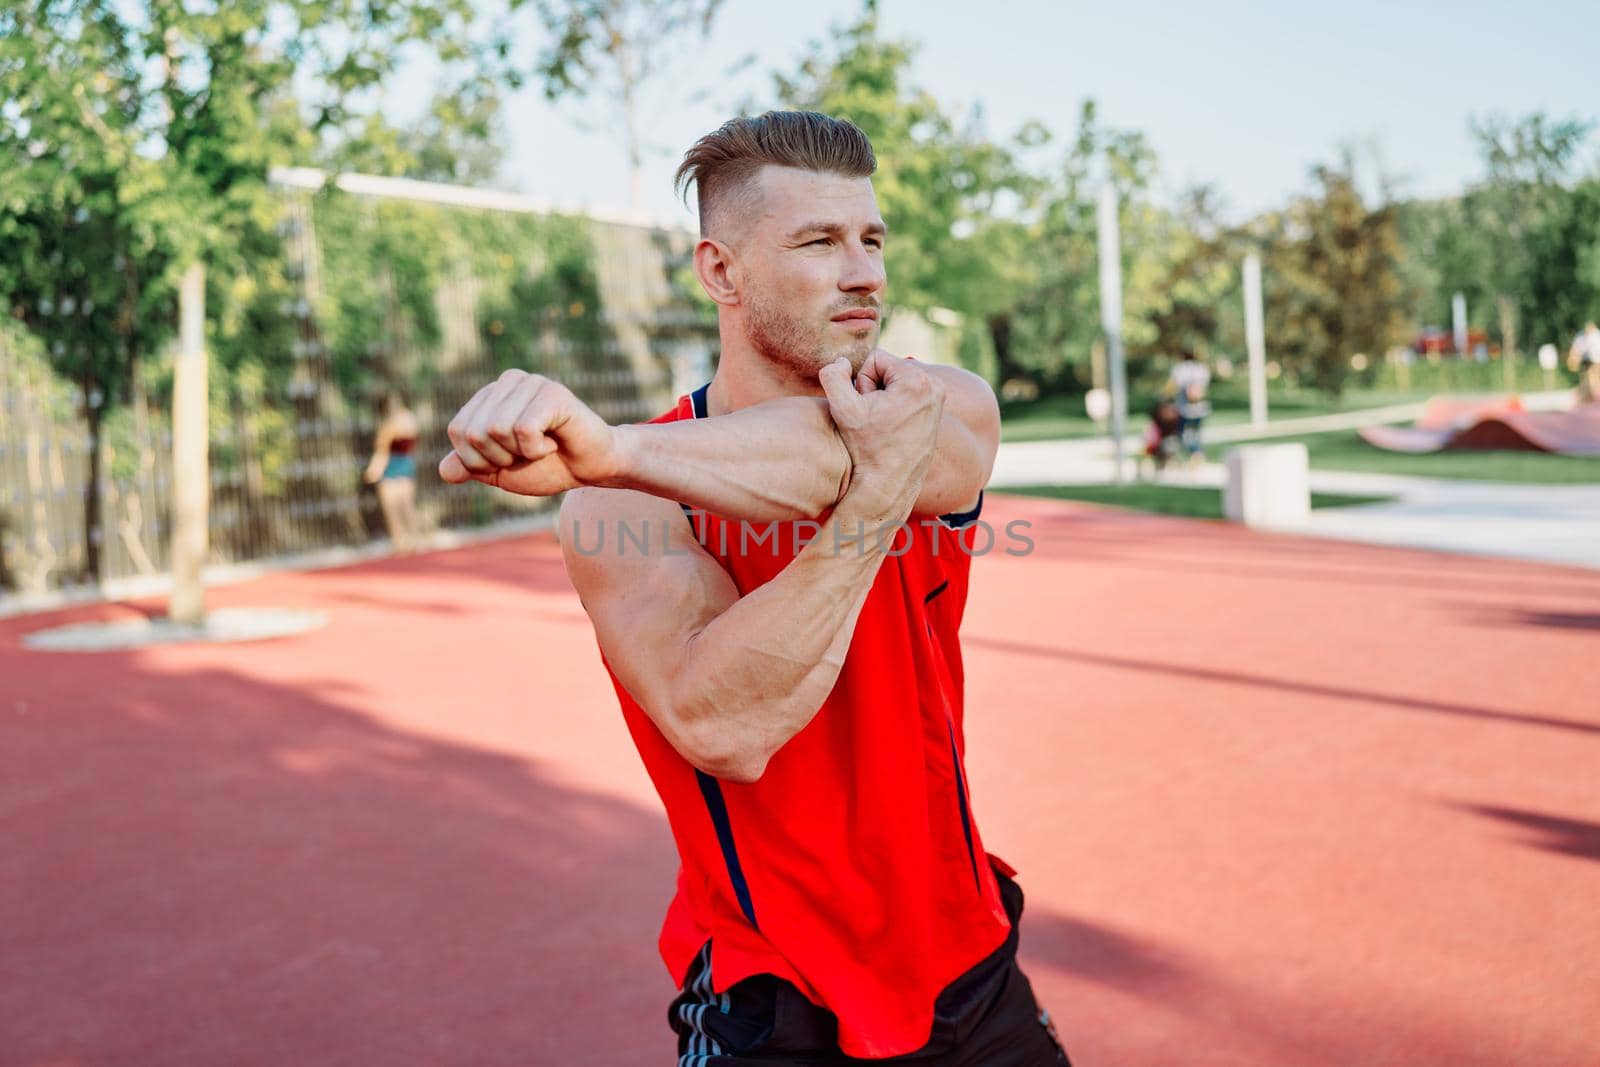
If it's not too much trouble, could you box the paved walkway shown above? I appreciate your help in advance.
[3,501,1595,1067]
[990,390,1600,570]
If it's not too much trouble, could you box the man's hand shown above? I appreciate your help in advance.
[818,350,944,524]
[438,370,619,496]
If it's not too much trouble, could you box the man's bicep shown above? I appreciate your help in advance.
[931,365,1001,453]
[920,365,1000,515]
[560,488,739,741]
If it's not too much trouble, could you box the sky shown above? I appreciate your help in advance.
[386,0,1600,228]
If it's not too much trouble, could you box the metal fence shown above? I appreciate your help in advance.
[0,172,716,597]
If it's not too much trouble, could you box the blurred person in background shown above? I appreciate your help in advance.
[1569,321,1600,404]
[1142,397,1184,475]
[364,390,422,552]
[1167,350,1212,464]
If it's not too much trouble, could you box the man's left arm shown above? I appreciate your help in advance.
[911,363,999,518]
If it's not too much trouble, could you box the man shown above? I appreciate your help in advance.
[439,111,1069,1065]
[1166,350,1211,463]
[1571,321,1600,403]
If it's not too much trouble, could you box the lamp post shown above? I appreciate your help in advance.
[1097,183,1127,484]
[1244,253,1268,428]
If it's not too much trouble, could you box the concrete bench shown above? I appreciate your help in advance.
[1223,443,1310,530]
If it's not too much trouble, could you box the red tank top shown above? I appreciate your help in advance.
[599,384,1012,1058]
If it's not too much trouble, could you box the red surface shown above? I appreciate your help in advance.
[2,495,1596,1066]
[1361,396,1600,454]
[1415,395,1527,431]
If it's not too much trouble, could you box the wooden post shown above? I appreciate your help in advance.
[169,261,208,625]
[1497,295,1517,395]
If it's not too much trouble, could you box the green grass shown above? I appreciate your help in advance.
[1224,430,1600,484]
[997,483,1394,520]
[1000,386,1421,443]
[1000,361,1577,444]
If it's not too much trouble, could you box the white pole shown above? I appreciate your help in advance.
[1452,292,1469,360]
[1097,183,1127,484]
[1243,252,1267,429]
[170,261,209,626]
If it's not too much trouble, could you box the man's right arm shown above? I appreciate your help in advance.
[562,355,942,784]
[562,481,899,784]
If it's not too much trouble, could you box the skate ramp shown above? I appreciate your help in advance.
[1360,396,1600,455]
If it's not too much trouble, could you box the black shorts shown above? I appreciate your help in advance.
[668,869,1071,1066]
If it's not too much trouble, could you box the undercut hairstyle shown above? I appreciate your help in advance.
[674,111,877,240]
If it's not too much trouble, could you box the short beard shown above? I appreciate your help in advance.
[745,288,876,379]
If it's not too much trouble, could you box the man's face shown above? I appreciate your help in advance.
[733,166,887,377]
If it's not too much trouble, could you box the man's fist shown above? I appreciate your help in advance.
[818,349,944,522]
[438,370,619,497]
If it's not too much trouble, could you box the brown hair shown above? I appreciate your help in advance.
[674,111,877,238]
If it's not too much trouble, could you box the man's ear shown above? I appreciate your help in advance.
[693,237,741,308]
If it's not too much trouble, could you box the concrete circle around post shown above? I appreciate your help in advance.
[22,607,329,652]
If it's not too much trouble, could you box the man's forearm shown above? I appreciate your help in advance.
[603,383,992,522]
[607,397,852,522]
[666,492,898,782]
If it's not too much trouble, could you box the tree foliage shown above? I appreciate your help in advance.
[0,0,495,578]
[1403,113,1596,348]
[1523,179,1600,347]
[324,81,510,187]
[998,100,1166,387]
[773,9,1039,313]
[1257,156,1411,395]
[524,0,730,208]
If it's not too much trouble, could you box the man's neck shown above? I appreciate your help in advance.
[702,325,823,417]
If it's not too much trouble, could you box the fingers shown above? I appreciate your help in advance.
[440,450,508,486]
[857,348,896,391]
[485,373,550,461]
[438,450,473,484]
[819,357,864,423]
[448,370,557,476]
[462,377,523,468]
[511,388,564,461]
[441,448,529,490]
[446,384,500,472]
[867,351,931,400]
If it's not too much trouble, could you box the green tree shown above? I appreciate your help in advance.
[1141,185,1238,364]
[770,4,1043,378]
[525,0,731,210]
[1394,113,1594,358]
[324,78,510,186]
[1395,195,1485,333]
[1524,178,1600,349]
[1258,154,1410,396]
[0,0,491,581]
[993,99,1162,390]
[1463,113,1592,351]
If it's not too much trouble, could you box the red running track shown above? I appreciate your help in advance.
[2,494,1596,1066]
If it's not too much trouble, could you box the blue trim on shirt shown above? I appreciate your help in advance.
[939,490,984,529]
[696,770,761,931]
[947,720,983,895]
